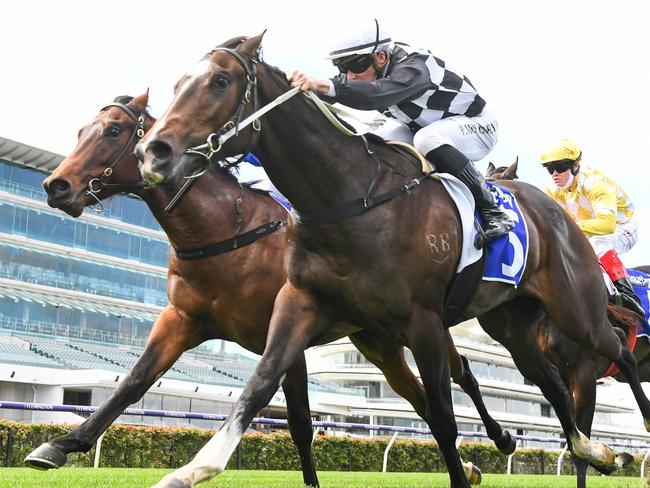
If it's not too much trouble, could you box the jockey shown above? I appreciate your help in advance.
[541,138,644,316]
[288,19,514,240]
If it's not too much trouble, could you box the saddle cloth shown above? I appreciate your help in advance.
[629,269,650,337]
[439,175,529,286]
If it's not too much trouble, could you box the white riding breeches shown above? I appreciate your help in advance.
[588,219,639,258]
[372,106,499,163]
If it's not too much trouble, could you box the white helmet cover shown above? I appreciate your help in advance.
[327,19,392,60]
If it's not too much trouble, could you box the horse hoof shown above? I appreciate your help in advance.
[151,478,192,488]
[644,419,650,432]
[462,461,482,485]
[584,442,617,475]
[165,480,191,488]
[495,430,517,455]
[24,442,67,470]
[616,452,634,468]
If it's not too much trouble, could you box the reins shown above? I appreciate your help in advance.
[182,47,440,227]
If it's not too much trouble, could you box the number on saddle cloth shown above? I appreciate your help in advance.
[629,269,650,333]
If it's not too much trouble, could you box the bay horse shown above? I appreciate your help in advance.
[488,159,650,486]
[26,92,515,484]
[136,34,650,488]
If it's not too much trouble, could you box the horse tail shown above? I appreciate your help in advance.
[606,303,639,348]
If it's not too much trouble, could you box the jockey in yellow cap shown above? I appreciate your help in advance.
[541,138,643,316]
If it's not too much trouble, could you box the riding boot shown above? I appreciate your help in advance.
[613,276,645,317]
[426,145,514,240]
[600,249,645,317]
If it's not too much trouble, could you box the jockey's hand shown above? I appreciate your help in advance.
[289,70,330,94]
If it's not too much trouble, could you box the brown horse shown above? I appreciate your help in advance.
[136,34,650,488]
[488,159,650,487]
[26,92,514,484]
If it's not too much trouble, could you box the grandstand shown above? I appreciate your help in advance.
[0,135,648,448]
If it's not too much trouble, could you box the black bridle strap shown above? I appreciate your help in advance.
[98,102,146,174]
[87,102,148,196]
[292,173,434,226]
[174,220,286,260]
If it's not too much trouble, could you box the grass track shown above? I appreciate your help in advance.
[0,469,647,488]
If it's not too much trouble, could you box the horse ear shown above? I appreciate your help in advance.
[238,31,266,60]
[486,162,496,176]
[504,159,519,180]
[131,89,150,111]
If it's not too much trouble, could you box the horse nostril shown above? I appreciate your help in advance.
[147,140,173,162]
[46,178,71,196]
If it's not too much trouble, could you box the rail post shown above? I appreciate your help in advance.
[507,439,521,475]
[382,432,399,473]
[93,432,105,468]
[556,443,569,475]
[641,448,650,478]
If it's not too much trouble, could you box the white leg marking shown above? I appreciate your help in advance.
[151,415,245,487]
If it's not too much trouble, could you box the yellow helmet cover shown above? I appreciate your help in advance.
[540,138,582,165]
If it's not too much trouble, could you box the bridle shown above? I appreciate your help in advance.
[184,47,262,169]
[181,46,436,227]
[85,102,149,212]
[163,46,266,214]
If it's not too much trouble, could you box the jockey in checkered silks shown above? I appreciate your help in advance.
[541,138,644,317]
[289,18,514,240]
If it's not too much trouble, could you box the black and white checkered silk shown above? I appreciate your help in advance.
[385,43,486,131]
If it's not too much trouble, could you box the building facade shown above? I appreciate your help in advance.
[0,135,647,450]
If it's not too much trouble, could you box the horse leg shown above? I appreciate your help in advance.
[479,298,616,473]
[405,307,474,488]
[281,355,319,487]
[150,284,327,488]
[445,332,516,455]
[615,338,650,382]
[25,306,199,469]
[541,269,650,429]
[349,331,427,414]
[567,357,601,488]
[351,329,515,456]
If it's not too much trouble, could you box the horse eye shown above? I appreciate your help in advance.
[213,75,230,89]
[109,125,122,138]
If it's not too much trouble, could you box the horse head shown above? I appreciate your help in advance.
[486,156,519,181]
[43,91,152,217]
[138,34,265,186]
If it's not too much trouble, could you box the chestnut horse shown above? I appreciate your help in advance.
[137,35,650,488]
[488,159,650,487]
[26,92,514,484]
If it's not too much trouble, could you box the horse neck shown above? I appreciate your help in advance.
[140,168,280,251]
[252,69,378,214]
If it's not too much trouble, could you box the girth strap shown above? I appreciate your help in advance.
[174,220,286,261]
[292,173,434,226]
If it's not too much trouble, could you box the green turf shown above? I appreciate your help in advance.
[0,468,646,487]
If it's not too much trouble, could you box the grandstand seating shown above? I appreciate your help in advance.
[0,331,360,395]
[0,341,64,368]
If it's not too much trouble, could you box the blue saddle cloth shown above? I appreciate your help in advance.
[481,183,529,287]
[629,269,650,337]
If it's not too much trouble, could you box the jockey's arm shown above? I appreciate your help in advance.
[579,180,617,236]
[327,56,432,111]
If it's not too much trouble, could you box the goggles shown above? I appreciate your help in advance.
[334,55,374,74]
[544,160,575,175]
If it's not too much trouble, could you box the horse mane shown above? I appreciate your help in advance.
[261,61,359,134]
[111,95,154,121]
[207,36,249,57]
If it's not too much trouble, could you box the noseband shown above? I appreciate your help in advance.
[85,102,148,212]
